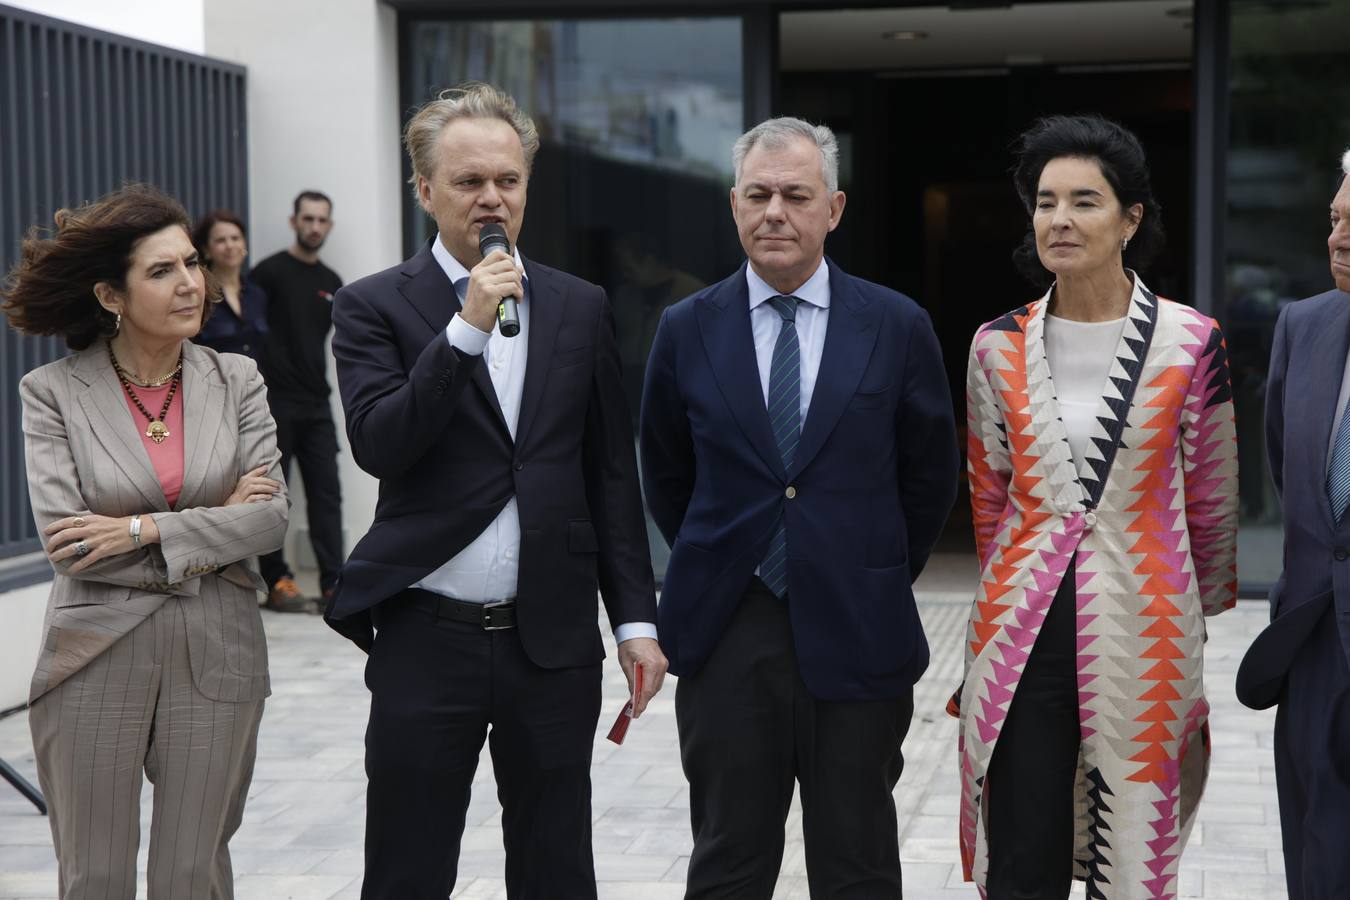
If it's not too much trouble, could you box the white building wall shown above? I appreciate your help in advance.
[205,0,402,579]
[4,0,205,53]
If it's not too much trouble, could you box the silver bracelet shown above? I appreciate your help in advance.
[129,515,142,550]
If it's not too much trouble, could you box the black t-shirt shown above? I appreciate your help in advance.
[252,250,343,403]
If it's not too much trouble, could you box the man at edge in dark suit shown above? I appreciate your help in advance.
[1240,147,1350,899]
[325,82,668,900]
[640,117,960,898]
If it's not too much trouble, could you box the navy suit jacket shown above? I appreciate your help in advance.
[325,242,657,664]
[640,260,959,701]
[1238,289,1350,708]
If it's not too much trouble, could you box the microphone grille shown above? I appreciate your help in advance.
[478,223,510,256]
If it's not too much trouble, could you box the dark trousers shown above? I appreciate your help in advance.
[676,580,913,900]
[1275,607,1350,900]
[258,400,343,591]
[361,593,602,900]
[984,560,1080,900]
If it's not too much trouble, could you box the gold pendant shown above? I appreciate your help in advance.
[146,421,170,444]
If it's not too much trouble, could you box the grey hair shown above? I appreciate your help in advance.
[732,117,840,194]
[403,82,540,200]
[1343,148,1350,177]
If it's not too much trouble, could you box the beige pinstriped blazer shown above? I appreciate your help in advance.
[20,340,289,704]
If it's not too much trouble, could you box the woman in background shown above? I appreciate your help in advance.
[191,208,268,361]
[191,208,307,614]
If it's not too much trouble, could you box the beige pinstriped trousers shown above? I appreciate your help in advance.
[29,598,264,900]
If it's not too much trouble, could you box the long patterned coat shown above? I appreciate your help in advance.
[953,277,1238,898]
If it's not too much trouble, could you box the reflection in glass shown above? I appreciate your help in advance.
[1226,0,1350,585]
[409,20,741,184]
[407,17,746,578]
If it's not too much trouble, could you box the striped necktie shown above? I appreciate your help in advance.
[761,295,801,598]
[1328,395,1350,522]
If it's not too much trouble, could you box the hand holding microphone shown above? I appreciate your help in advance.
[460,223,522,338]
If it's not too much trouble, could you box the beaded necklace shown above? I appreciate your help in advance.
[108,341,182,444]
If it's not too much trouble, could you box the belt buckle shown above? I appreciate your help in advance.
[482,600,513,631]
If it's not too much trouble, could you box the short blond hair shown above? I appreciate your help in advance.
[403,82,540,199]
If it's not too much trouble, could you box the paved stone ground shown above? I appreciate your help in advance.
[0,557,1285,899]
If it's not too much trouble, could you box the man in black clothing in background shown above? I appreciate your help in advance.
[254,190,345,612]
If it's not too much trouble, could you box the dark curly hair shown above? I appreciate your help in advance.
[1010,115,1165,290]
[1,183,218,350]
[191,208,248,268]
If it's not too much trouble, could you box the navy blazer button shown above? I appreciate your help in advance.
[1337,548,1348,562]
[515,462,525,471]
[786,486,797,499]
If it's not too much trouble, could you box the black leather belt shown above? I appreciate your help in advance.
[405,588,517,630]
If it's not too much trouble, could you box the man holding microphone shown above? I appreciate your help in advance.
[326,81,666,899]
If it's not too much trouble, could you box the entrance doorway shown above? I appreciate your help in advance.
[778,1,1195,551]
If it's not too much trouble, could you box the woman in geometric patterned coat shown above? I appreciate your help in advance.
[951,116,1239,899]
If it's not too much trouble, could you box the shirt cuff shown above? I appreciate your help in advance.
[615,622,658,644]
[445,313,491,356]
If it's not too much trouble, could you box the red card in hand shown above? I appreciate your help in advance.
[606,663,644,745]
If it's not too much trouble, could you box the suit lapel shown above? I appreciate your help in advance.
[73,347,169,511]
[175,343,224,510]
[515,260,565,450]
[696,266,784,478]
[789,263,880,479]
[1023,276,1158,510]
[1080,277,1158,507]
[397,242,509,435]
[1301,295,1350,533]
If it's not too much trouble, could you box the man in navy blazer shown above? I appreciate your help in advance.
[1239,149,1350,899]
[326,84,666,899]
[640,117,959,898]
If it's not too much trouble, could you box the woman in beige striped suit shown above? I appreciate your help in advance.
[2,184,288,899]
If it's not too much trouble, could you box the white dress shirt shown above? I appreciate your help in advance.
[416,235,656,644]
[748,258,831,422]
[1044,314,1127,472]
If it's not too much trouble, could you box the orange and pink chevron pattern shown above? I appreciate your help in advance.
[953,279,1238,899]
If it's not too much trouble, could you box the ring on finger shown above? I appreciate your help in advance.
[75,540,91,557]
[73,517,86,528]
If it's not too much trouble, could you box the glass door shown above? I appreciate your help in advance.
[404,14,748,578]
[1223,0,1350,586]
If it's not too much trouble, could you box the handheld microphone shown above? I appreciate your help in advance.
[478,223,520,338]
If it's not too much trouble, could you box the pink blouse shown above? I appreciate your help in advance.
[122,381,185,507]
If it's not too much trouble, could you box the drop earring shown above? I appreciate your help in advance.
[113,312,122,335]
[1122,237,1130,253]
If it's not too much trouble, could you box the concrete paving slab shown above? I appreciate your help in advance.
[0,562,1284,899]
